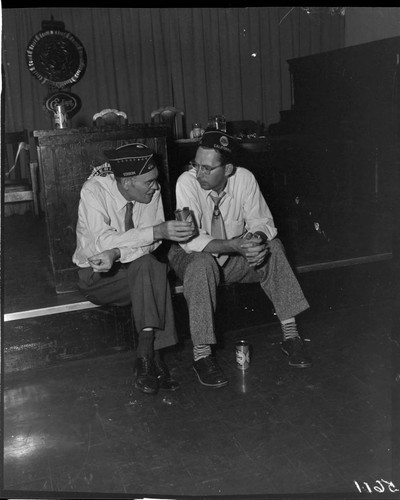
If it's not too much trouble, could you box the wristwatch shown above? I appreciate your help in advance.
[254,231,268,242]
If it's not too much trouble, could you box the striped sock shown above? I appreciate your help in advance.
[193,344,212,362]
[281,319,300,341]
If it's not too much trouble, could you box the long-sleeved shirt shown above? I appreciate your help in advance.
[73,173,164,267]
[175,166,278,253]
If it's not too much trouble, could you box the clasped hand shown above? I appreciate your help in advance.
[236,233,269,267]
[87,248,119,272]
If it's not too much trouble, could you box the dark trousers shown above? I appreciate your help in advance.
[77,254,178,350]
[168,239,310,346]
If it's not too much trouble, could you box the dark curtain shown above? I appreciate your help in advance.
[2,7,344,135]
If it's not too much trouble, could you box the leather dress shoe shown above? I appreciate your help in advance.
[154,358,180,391]
[134,357,158,395]
[193,355,228,388]
[281,337,312,368]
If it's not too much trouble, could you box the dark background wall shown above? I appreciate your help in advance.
[2,7,344,135]
[345,7,400,47]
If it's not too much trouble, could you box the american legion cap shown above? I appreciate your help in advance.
[103,143,156,177]
[199,130,239,156]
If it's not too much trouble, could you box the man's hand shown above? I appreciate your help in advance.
[87,248,120,272]
[231,233,270,267]
[154,220,196,242]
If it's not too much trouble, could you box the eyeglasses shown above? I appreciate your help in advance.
[188,161,224,176]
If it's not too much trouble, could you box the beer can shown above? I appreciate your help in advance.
[53,104,68,129]
[235,340,250,370]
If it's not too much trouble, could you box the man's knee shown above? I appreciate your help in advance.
[127,253,167,276]
[183,253,220,298]
[183,253,219,286]
[186,252,217,273]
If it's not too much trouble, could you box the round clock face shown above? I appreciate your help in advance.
[26,29,87,88]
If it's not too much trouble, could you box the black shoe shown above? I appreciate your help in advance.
[281,337,312,368]
[193,355,228,388]
[154,358,180,391]
[134,357,158,394]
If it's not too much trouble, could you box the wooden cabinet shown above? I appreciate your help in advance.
[261,37,399,264]
[285,36,400,207]
[34,124,169,293]
[287,36,400,143]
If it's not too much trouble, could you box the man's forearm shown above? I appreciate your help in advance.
[202,238,239,254]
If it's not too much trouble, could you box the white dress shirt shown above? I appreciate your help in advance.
[175,166,278,253]
[73,174,164,267]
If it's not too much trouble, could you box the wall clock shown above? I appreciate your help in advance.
[26,28,87,89]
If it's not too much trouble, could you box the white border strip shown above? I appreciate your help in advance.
[296,252,392,273]
[4,301,100,322]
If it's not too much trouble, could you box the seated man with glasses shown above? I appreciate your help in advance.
[73,143,196,395]
[168,130,312,388]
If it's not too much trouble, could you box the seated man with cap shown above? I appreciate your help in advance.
[73,143,196,395]
[168,130,312,388]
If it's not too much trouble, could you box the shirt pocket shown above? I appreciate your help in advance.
[225,219,245,238]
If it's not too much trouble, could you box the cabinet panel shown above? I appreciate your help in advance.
[287,36,400,144]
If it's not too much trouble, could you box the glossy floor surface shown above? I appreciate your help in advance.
[3,301,399,499]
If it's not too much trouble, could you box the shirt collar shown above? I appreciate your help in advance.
[110,175,132,211]
[205,176,233,201]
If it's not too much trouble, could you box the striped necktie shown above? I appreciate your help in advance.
[124,202,134,231]
[210,192,229,266]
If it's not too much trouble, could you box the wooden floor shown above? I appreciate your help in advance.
[3,302,399,497]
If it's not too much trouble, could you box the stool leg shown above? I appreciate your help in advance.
[30,162,40,215]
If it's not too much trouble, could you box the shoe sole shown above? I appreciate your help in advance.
[193,366,228,388]
[156,373,180,391]
[281,348,312,368]
[134,381,158,395]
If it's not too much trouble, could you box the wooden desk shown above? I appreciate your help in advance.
[34,124,169,293]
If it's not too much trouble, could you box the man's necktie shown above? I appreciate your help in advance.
[124,202,134,231]
[210,192,229,266]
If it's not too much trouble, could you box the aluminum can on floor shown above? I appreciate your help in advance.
[235,340,250,370]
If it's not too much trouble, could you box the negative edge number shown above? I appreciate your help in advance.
[354,479,399,494]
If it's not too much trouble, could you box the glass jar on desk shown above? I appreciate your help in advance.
[190,123,204,139]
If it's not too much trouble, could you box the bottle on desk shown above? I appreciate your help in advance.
[207,115,226,132]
